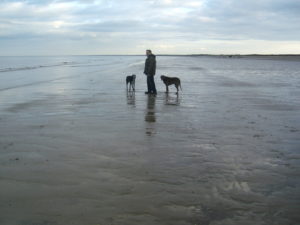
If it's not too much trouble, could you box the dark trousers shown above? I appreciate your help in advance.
[147,75,157,94]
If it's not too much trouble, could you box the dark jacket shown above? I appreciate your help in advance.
[144,54,156,76]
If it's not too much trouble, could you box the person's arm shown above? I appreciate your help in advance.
[144,58,149,75]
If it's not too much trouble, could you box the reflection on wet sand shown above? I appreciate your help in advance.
[145,95,156,123]
[145,95,156,136]
[165,92,180,106]
[126,91,135,106]
[2,55,300,225]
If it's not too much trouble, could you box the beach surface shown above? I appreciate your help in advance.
[0,55,300,225]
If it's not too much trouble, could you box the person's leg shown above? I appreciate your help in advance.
[146,75,151,93]
[149,75,157,94]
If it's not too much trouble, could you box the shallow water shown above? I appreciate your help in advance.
[0,55,300,225]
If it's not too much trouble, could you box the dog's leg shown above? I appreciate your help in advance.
[165,84,169,93]
[175,84,179,94]
[133,81,135,91]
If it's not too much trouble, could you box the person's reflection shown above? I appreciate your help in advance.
[126,91,135,106]
[145,95,156,122]
[145,95,156,136]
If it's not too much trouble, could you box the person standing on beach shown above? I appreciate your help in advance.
[144,49,157,95]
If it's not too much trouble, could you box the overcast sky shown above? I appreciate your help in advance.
[0,0,299,55]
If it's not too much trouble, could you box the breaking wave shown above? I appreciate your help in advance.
[0,61,77,73]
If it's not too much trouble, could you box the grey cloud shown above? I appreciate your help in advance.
[77,20,145,32]
[0,0,299,55]
[179,0,300,40]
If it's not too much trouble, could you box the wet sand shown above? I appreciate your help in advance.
[0,56,300,225]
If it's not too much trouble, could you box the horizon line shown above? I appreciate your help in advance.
[1,54,300,57]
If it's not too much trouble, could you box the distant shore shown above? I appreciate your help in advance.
[1,54,300,60]
[187,54,300,61]
[110,54,300,61]
[153,54,300,61]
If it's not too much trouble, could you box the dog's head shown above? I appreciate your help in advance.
[161,75,166,80]
[132,74,136,79]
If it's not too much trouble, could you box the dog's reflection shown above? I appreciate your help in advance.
[145,95,156,136]
[126,91,136,106]
[164,92,180,106]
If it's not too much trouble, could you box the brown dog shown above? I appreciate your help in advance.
[160,75,182,94]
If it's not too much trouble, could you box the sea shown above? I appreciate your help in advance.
[0,55,299,225]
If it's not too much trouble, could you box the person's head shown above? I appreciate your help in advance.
[146,49,152,56]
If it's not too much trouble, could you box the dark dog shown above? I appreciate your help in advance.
[160,75,182,94]
[126,74,136,91]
